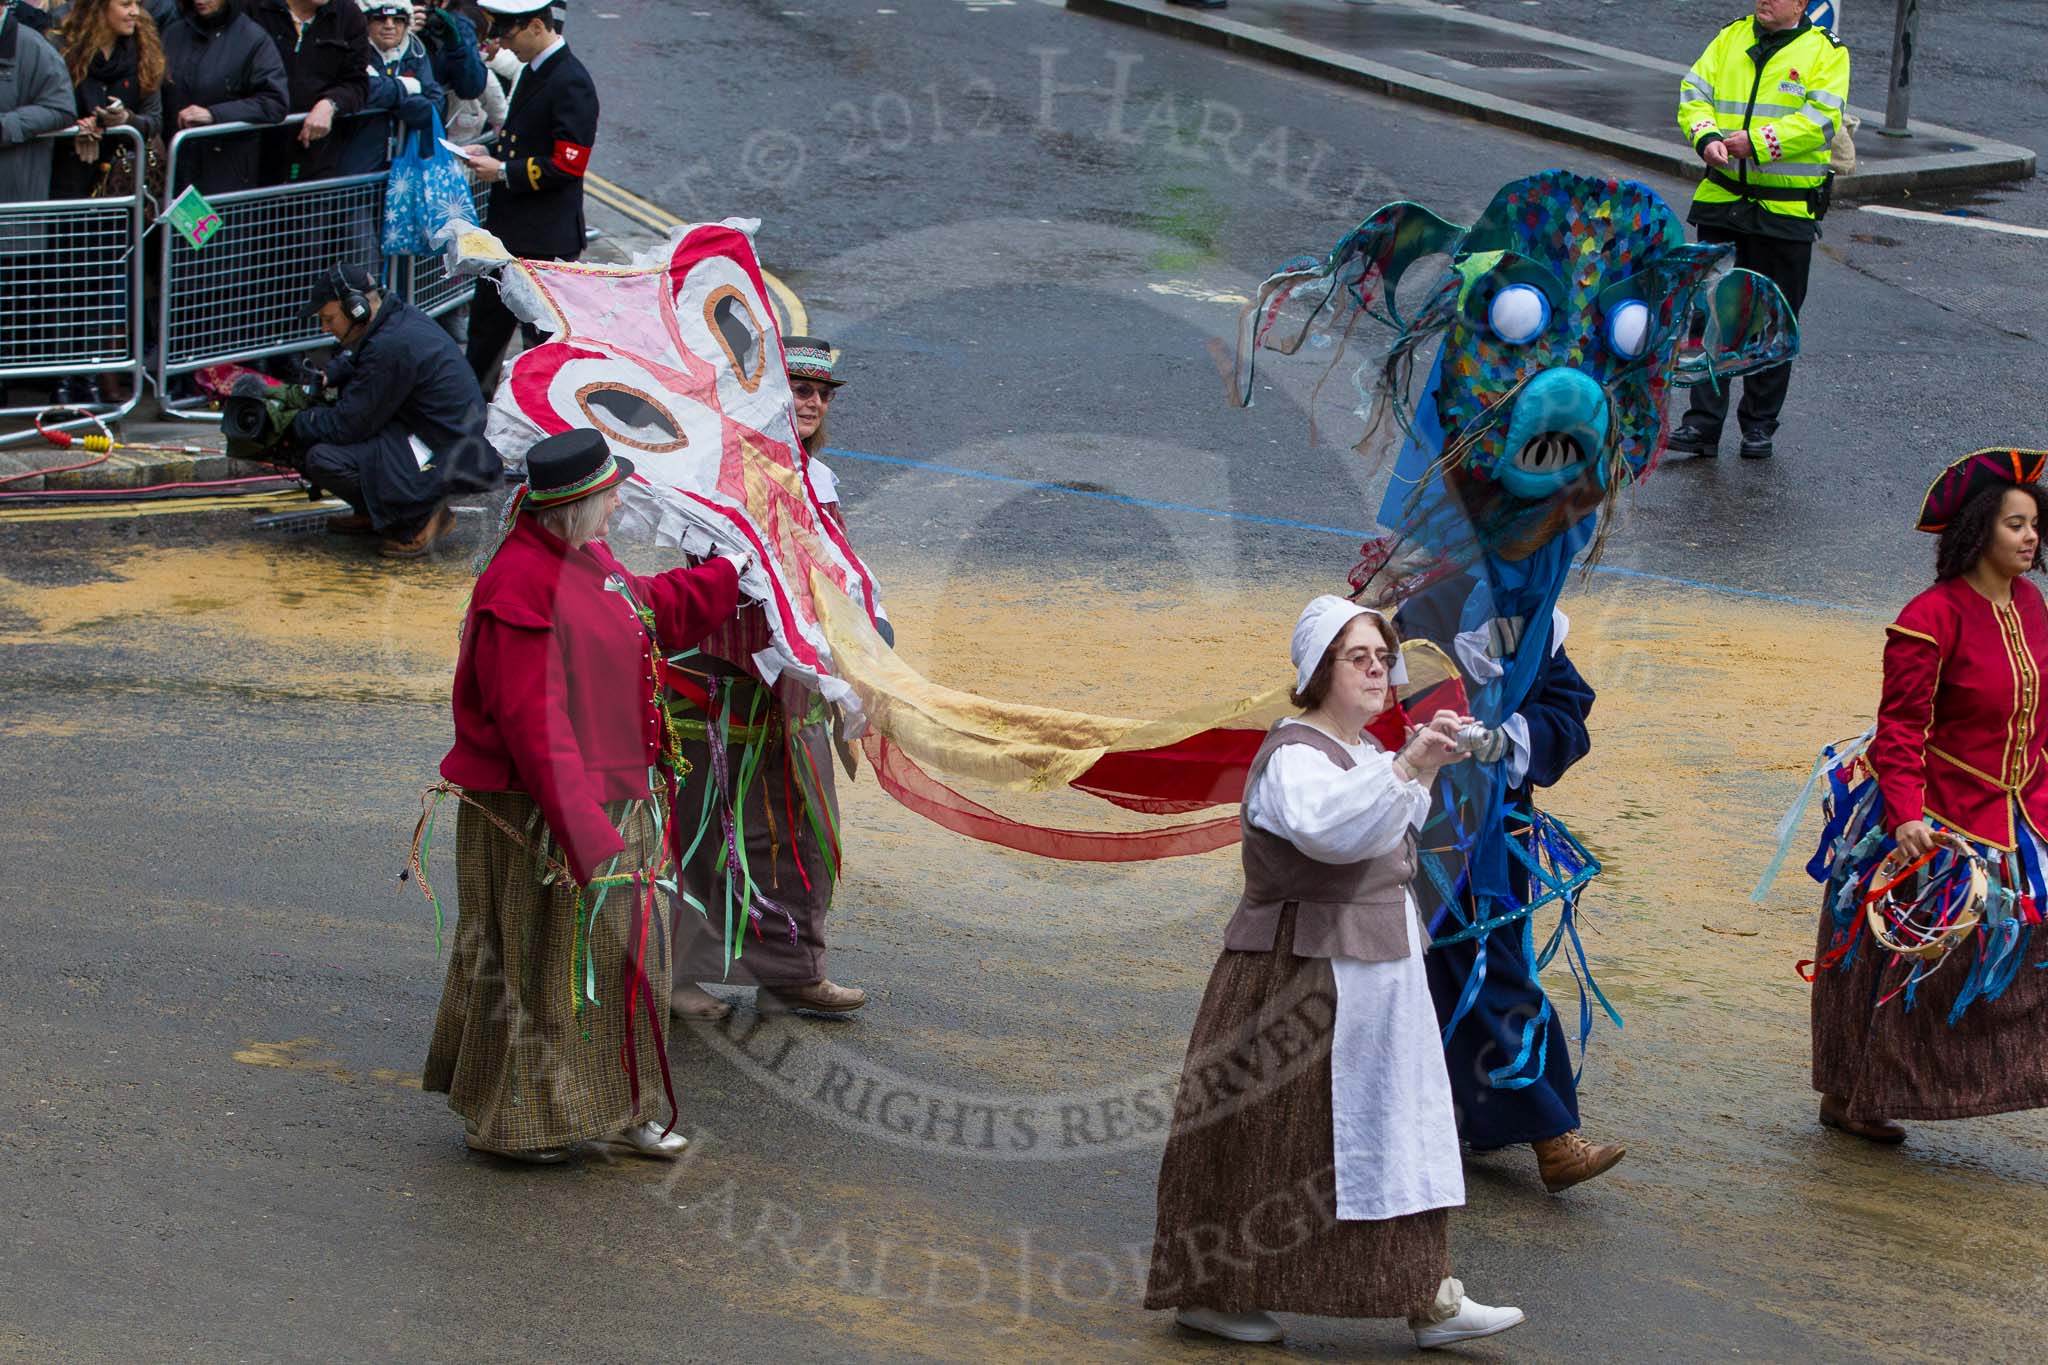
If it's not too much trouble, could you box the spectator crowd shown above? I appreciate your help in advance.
[0,0,522,404]
[3,0,510,196]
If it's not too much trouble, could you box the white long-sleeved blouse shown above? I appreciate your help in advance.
[1245,718,1431,865]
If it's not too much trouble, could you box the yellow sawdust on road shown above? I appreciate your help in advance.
[0,542,467,703]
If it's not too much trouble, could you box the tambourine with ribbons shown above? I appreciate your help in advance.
[1859,832,1986,963]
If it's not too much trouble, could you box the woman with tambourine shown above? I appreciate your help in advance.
[1806,448,2048,1143]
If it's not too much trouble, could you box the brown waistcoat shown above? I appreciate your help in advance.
[1222,722,1424,963]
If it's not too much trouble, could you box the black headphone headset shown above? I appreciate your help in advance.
[328,264,371,323]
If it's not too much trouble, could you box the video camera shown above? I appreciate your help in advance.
[220,374,332,466]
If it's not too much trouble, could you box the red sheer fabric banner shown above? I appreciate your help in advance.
[1071,728,1267,814]
[861,735,1241,862]
[863,679,1467,861]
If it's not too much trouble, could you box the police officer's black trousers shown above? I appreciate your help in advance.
[1681,224,1812,437]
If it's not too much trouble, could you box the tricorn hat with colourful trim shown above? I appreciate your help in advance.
[523,429,633,509]
[1916,448,2048,533]
[783,335,844,387]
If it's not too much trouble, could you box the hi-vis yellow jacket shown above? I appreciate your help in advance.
[1677,18,1850,222]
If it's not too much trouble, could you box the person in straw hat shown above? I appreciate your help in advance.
[1143,595,1525,1350]
[1806,448,2048,1143]
[423,429,750,1163]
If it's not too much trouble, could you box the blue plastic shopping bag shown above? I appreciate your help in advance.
[381,112,478,257]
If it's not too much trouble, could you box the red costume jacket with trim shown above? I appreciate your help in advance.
[1872,574,2048,850]
[441,516,739,883]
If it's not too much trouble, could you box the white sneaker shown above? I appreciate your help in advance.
[1414,1297,1525,1350]
[1174,1307,1285,1344]
[595,1121,689,1160]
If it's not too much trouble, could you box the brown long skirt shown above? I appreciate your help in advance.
[1145,907,1450,1318]
[672,717,838,988]
[423,791,674,1149]
[1811,911,2048,1121]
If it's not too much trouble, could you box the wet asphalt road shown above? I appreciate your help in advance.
[4,1,2048,1360]
[562,0,2045,613]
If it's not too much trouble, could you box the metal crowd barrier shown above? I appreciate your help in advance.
[0,125,147,445]
[155,113,483,421]
[0,115,486,439]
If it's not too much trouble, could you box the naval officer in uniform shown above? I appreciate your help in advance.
[460,0,598,386]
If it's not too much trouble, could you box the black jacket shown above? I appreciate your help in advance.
[292,292,502,494]
[246,0,372,183]
[161,0,288,195]
[485,41,596,260]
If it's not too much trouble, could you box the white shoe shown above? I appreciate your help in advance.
[595,1121,689,1160]
[1414,1297,1525,1350]
[1174,1307,1284,1344]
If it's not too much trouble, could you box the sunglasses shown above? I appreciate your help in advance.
[789,381,835,402]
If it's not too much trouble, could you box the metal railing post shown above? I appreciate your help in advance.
[1881,0,1921,138]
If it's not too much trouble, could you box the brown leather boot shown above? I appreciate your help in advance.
[378,503,456,559]
[1532,1129,1626,1192]
[758,979,867,1015]
[1819,1094,1906,1144]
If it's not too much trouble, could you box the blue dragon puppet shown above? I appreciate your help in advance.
[1237,170,1799,1187]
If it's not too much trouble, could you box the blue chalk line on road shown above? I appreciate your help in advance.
[821,445,1877,615]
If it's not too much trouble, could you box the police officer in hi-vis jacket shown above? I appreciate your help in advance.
[1670,0,1848,461]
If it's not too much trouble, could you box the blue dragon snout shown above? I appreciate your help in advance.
[1495,368,1610,502]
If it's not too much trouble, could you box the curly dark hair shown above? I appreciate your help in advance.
[1291,611,1400,710]
[55,0,165,95]
[1935,482,2048,580]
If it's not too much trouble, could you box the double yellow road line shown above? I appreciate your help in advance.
[584,174,809,336]
[0,489,319,524]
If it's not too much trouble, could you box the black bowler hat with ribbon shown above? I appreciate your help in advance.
[522,429,632,509]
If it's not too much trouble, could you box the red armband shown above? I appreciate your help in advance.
[550,140,591,177]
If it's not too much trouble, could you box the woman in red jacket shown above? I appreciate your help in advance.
[1809,448,2048,1143]
[424,429,748,1164]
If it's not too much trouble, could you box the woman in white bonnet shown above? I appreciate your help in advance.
[1143,595,1525,1350]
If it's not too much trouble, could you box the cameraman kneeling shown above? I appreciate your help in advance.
[296,264,505,558]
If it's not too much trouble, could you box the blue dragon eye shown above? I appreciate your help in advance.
[1488,284,1549,345]
[1606,299,1651,359]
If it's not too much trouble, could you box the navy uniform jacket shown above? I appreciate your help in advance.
[485,42,597,260]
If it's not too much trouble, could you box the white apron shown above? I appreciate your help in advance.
[1329,893,1466,1221]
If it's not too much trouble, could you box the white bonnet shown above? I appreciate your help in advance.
[1290,594,1407,692]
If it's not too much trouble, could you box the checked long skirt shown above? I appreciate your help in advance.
[423,791,674,1150]
[1144,906,1449,1319]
